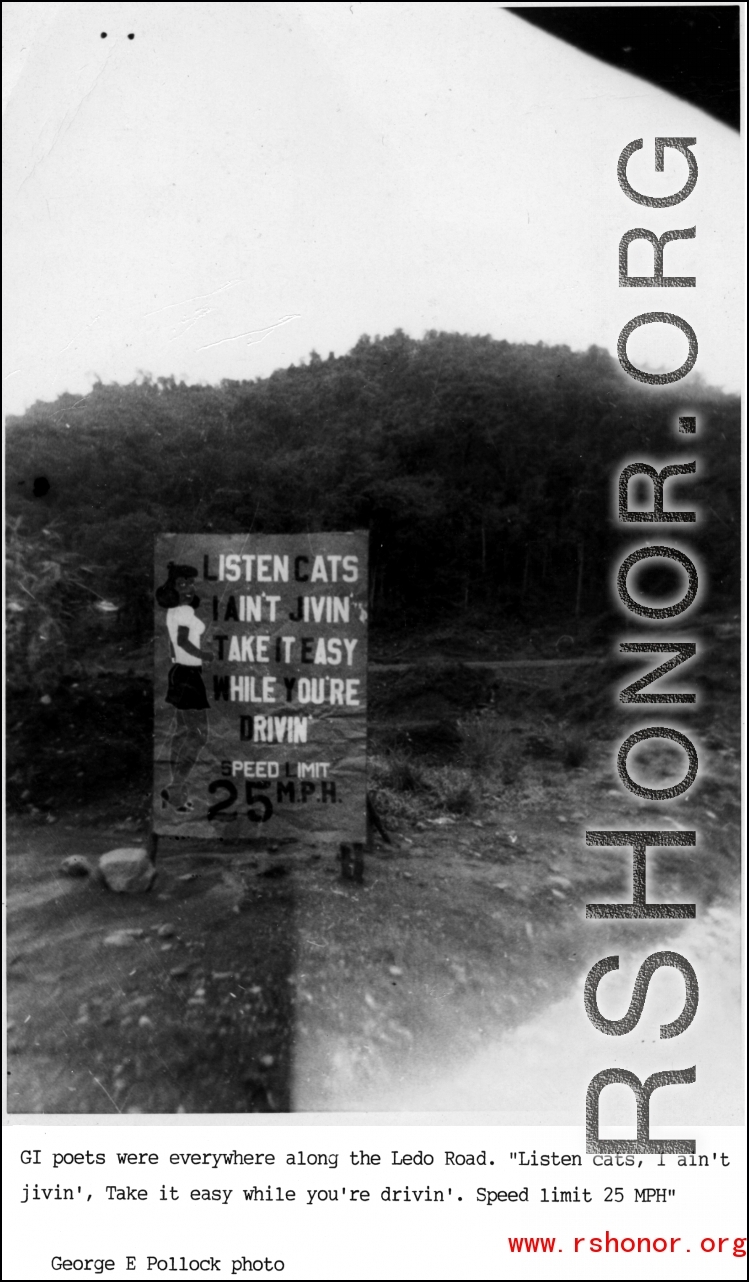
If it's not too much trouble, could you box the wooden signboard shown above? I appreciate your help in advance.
[154,532,368,842]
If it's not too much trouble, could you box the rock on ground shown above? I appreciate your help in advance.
[103,928,145,947]
[99,847,156,894]
[60,855,93,878]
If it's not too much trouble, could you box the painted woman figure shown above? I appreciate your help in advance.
[156,561,212,814]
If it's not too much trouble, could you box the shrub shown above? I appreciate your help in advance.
[370,751,428,794]
[443,782,476,815]
[5,518,102,693]
[429,766,479,815]
[524,732,556,760]
[457,710,501,774]
[495,743,523,785]
[524,725,588,768]
[560,728,589,768]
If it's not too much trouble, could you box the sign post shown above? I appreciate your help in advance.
[153,532,368,845]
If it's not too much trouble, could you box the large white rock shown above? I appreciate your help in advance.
[99,847,156,894]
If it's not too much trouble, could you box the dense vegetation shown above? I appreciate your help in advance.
[6,329,740,691]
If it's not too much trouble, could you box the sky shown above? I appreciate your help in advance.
[3,1,743,420]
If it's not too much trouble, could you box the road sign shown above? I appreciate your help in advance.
[154,532,368,841]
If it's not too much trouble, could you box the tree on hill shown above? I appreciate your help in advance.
[5,331,740,684]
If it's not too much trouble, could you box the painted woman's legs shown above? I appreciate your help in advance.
[167,709,208,805]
